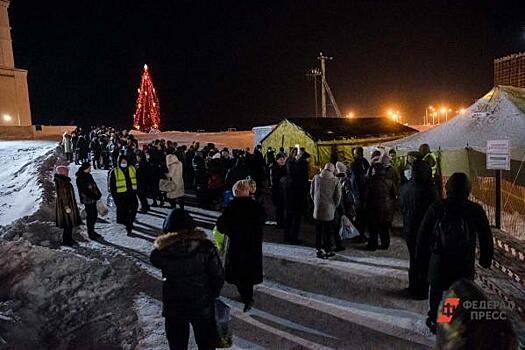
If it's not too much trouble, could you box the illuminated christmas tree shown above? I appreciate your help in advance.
[133,64,161,131]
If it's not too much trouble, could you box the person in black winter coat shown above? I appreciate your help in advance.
[350,147,370,243]
[78,136,90,164]
[416,172,493,333]
[75,162,102,239]
[216,180,267,312]
[136,152,151,213]
[282,148,309,243]
[399,159,437,299]
[193,151,209,208]
[150,209,224,350]
[365,159,396,251]
[270,154,287,228]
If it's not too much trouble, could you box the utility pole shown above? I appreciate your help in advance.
[306,68,321,117]
[318,52,332,118]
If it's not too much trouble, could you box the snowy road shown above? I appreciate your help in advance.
[0,140,57,226]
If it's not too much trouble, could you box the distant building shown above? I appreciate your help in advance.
[494,53,525,88]
[0,0,32,127]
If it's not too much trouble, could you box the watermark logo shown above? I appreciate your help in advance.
[437,297,460,323]
[437,298,516,323]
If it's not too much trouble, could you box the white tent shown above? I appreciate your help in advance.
[384,86,525,156]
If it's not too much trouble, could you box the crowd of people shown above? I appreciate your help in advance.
[55,127,497,348]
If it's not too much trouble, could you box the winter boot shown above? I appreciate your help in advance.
[316,249,327,259]
[88,231,102,240]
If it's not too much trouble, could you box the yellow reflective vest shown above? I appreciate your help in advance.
[115,166,137,193]
[424,152,438,177]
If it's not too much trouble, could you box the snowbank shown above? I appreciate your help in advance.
[0,140,57,227]
[0,146,165,349]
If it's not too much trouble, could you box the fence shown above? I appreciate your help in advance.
[441,148,525,241]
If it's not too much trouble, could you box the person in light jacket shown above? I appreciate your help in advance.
[310,163,342,259]
[165,151,185,209]
[62,132,73,162]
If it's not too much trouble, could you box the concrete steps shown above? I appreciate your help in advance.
[219,243,434,349]
[262,243,428,314]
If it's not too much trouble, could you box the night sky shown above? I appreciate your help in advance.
[8,1,525,131]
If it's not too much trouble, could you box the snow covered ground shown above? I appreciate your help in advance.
[0,140,57,226]
[132,130,254,150]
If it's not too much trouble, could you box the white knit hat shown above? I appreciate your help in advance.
[335,161,347,174]
[324,163,335,172]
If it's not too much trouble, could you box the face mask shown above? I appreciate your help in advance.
[120,162,128,168]
[404,168,412,181]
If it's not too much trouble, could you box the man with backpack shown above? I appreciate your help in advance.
[416,172,493,334]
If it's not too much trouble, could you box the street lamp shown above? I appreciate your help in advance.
[387,109,401,123]
[3,114,12,122]
[440,107,450,122]
[347,112,355,118]
[425,105,435,125]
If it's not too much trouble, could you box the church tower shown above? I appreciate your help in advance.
[0,0,31,126]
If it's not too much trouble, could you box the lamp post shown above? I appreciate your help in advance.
[425,105,435,125]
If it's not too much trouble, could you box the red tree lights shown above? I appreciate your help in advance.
[133,64,161,132]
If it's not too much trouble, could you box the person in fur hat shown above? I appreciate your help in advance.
[216,180,267,312]
[150,209,224,350]
[54,165,82,246]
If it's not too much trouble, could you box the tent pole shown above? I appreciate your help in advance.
[495,169,501,229]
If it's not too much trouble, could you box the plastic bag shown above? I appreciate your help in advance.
[97,200,109,217]
[159,178,176,192]
[223,190,234,206]
[214,299,232,348]
[213,226,226,252]
[339,215,359,240]
[106,194,113,207]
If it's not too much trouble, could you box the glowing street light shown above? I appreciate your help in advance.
[3,114,12,122]
[347,112,355,118]
[386,109,401,123]
[439,107,451,122]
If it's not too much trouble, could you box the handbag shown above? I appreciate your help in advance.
[214,299,233,348]
[96,200,109,217]
[159,178,176,192]
[339,214,359,240]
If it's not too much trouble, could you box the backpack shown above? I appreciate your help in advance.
[431,206,472,256]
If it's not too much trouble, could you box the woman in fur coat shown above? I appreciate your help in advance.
[54,165,82,246]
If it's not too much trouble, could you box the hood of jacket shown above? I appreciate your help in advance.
[319,168,335,179]
[154,229,210,255]
[166,154,181,166]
